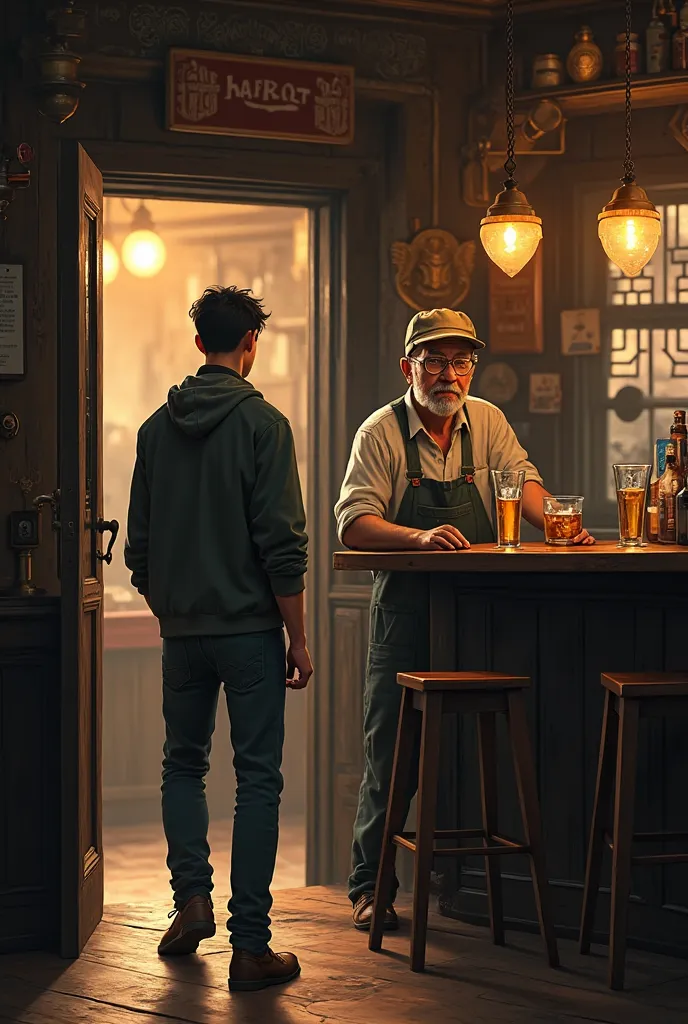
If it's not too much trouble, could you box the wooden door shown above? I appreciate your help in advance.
[58,142,113,956]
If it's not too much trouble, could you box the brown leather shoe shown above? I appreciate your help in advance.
[229,947,301,992]
[352,892,398,931]
[158,895,215,955]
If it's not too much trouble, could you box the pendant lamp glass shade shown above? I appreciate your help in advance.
[103,238,120,285]
[480,184,542,278]
[480,0,542,278]
[121,202,167,279]
[599,0,660,278]
[598,183,661,279]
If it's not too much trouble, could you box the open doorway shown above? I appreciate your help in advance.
[100,195,311,905]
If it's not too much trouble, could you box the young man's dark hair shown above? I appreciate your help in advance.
[125,284,311,992]
[189,285,271,353]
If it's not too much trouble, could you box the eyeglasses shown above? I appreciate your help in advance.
[409,354,478,376]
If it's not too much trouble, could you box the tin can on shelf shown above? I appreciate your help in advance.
[531,53,565,89]
[614,32,642,76]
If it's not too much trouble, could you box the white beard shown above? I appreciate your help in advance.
[413,384,466,418]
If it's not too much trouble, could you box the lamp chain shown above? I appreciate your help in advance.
[504,0,516,183]
[622,0,635,184]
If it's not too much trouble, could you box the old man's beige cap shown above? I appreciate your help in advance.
[404,308,485,357]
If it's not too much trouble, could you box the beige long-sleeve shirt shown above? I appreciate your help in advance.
[334,389,543,543]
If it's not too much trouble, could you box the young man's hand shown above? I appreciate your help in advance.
[287,645,313,689]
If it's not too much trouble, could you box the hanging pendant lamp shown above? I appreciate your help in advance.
[480,0,542,278]
[598,0,660,278]
[121,201,167,279]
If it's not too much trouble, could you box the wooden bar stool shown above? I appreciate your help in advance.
[369,671,560,973]
[579,672,688,991]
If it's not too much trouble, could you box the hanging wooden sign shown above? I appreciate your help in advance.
[488,245,543,354]
[167,49,355,145]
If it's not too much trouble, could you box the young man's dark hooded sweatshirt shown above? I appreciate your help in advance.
[124,366,307,638]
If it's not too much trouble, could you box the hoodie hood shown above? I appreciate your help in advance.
[167,369,262,439]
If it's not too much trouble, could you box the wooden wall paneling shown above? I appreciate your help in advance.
[631,600,666,924]
[0,74,60,594]
[661,603,688,926]
[537,595,585,890]
[0,601,60,952]
[331,604,367,882]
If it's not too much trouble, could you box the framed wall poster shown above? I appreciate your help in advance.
[560,308,601,355]
[0,265,24,379]
[488,245,543,354]
[529,373,562,414]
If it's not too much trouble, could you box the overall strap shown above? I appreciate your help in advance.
[391,398,424,487]
[460,406,476,482]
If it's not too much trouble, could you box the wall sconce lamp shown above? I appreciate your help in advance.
[0,143,34,220]
[34,1,87,124]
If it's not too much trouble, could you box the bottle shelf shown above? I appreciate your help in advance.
[516,71,688,117]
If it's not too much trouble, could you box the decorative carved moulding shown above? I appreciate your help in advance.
[392,227,476,312]
[85,3,428,83]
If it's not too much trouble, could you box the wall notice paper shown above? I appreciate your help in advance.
[560,308,600,355]
[529,373,562,414]
[0,265,24,377]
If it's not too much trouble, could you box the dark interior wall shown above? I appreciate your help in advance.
[0,0,485,594]
[472,2,686,520]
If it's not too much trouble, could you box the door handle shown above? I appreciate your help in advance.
[33,488,61,530]
[95,518,119,565]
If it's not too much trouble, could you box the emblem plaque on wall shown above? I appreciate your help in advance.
[477,361,519,405]
[391,228,476,311]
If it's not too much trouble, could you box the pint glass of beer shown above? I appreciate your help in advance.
[613,464,651,547]
[543,496,584,545]
[491,469,526,548]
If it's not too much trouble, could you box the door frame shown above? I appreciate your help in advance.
[86,139,381,885]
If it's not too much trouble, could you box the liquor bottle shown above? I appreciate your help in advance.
[659,0,679,29]
[647,442,662,542]
[658,442,682,543]
[670,409,687,473]
[672,3,688,69]
[677,472,688,544]
[647,0,671,72]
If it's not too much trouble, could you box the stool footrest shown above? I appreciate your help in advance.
[391,829,529,857]
[604,829,688,851]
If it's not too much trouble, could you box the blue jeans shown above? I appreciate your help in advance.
[161,628,286,955]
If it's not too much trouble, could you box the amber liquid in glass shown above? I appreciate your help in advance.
[617,487,645,544]
[496,497,522,547]
[543,511,583,545]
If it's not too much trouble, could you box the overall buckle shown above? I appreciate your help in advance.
[406,471,423,488]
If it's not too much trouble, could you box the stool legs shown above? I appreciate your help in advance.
[609,697,640,991]
[477,712,505,946]
[506,691,560,968]
[410,691,443,972]
[369,686,416,952]
[580,690,617,955]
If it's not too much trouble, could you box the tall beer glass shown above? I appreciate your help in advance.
[613,464,651,547]
[492,469,526,548]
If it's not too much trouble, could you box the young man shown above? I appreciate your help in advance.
[125,285,312,992]
[335,307,593,931]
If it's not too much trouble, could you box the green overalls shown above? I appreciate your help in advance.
[348,397,495,903]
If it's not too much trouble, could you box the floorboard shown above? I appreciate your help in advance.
[1,886,687,1024]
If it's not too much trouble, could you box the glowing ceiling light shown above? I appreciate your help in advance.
[598,0,660,278]
[480,0,542,278]
[121,202,167,279]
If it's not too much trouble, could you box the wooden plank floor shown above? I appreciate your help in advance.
[1,886,687,1023]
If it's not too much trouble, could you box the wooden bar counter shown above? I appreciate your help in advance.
[333,543,688,957]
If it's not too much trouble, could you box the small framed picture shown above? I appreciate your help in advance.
[560,308,600,356]
[529,373,562,414]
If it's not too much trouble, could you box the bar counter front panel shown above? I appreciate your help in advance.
[333,543,688,957]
